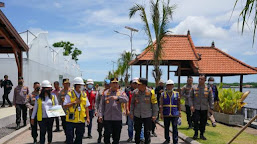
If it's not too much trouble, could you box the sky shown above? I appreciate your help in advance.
[1,0,257,83]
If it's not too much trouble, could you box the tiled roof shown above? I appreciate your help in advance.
[194,47,257,75]
[129,34,199,65]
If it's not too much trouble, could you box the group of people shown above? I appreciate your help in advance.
[1,73,219,144]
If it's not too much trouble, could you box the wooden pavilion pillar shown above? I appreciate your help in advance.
[167,65,170,80]
[18,49,23,77]
[146,62,149,80]
[140,64,142,78]
[240,75,243,92]
[220,76,223,83]
[178,64,181,91]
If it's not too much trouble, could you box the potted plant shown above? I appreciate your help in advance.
[213,83,249,125]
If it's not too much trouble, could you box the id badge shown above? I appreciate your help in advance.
[78,106,81,112]
[69,113,75,120]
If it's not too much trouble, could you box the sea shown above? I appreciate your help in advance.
[235,88,257,109]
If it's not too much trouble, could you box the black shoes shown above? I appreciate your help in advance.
[23,121,27,127]
[212,122,217,127]
[193,134,198,140]
[1,105,5,107]
[53,129,60,132]
[162,140,170,144]
[87,135,93,139]
[200,135,207,140]
[151,132,157,137]
[16,124,20,130]
[127,138,133,142]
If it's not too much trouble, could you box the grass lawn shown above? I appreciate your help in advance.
[176,112,257,144]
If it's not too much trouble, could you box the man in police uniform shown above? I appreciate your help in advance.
[1,75,13,107]
[63,77,90,144]
[58,78,71,142]
[13,76,29,130]
[181,76,193,129]
[130,78,158,144]
[159,80,181,144]
[95,79,110,143]
[99,78,128,144]
[189,74,214,140]
[26,82,40,143]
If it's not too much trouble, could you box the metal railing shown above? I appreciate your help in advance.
[242,107,257,122]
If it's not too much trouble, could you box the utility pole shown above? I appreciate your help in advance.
[114,26,138,80]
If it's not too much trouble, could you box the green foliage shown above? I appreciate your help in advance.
[129,0,176,86]
[234,0,257,45]
[52,41,82,62]
[217,83,245,114]
[117,51,134,86]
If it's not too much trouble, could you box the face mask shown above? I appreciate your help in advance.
[87,84,93,89]
[35,87,40,92]
[80,86,84,91]
[209,81,214,85]
[167,89,173,93]
[18,81,23,85]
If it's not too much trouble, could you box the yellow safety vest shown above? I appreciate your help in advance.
[66,90,87,123]
[150,89,158,104]
[37,95,55,121]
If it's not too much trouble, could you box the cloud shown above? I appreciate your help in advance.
[243,51,257,56]
[171,16,229,40]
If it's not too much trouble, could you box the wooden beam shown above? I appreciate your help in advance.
[220,76,223,83]
[0,27,21,76]
[18,49,23,77]
[168,65,170,80]
[180,68,191,71]
[240,75,243,92]
[140,64,142,78]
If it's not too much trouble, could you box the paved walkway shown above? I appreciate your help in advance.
[0,107,15,119]
[7,117,186,144]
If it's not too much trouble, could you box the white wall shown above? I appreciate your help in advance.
[0,33,82,102]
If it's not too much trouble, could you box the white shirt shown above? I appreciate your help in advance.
[63,90,90,107]
[31,95,58,119]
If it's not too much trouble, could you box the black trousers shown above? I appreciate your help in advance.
[16,104,27,125]
[38,118,54,144]
[104,120,122,144]
[185,105,192,127]
[61,116,66,135]
[97,118,104,139]
[54,117,60,130]
[152,121,156,133]
[30,116,38,142]
[193,110,208,135]
[87,110,95,136]
[66,122,85,144]
[164,117,178,144]
[2,91,12,106]
[134,117,152,144]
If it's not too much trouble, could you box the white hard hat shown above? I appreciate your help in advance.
[41,80,52,88]
[132,77,139,83]
[86,79,94,84]
[166,80,174,85]
[73,77,85,85]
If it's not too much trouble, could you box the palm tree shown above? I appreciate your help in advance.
[234,0,257,45]
[117,51,134,86]
[129,0,175,86]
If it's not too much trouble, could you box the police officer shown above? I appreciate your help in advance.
[181,76,193,129]
[85,79,98,139]
[207,77,218,127]
[130,78,158,144]
[31,80,59,144]
[13,77,29,130]
[160,80,181,144]
[63,77,90,144]
[189,74,214,140]
[99,78,128,144]
[26,82,40,144]
[58,78,71,142]
[95,79,110,143]
[1,75,13,107]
